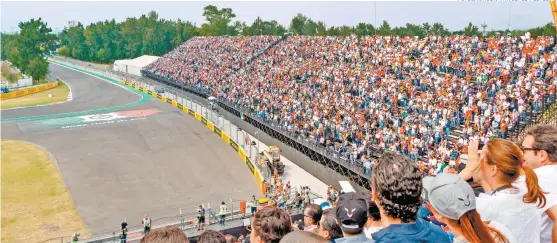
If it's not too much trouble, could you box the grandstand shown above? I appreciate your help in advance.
[142,34,557,189]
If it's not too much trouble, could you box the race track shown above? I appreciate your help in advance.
[0,64,261,235]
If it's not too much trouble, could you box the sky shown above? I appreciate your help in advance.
[1,1,553,34]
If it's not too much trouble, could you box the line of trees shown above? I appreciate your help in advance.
[2,4,557,69]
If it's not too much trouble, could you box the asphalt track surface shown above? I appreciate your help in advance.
[1,64,141,119]
[1,64,261,235]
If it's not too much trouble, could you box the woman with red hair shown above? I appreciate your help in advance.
[459,138,546,243]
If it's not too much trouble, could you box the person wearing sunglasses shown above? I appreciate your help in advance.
[516,125,557,243]
[303,204,323,234]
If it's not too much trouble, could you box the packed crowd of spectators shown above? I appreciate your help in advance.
[143,36,281,94]
[143,34,557,175]
[135,125,557,243]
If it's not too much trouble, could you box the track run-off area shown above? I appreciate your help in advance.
[1,61,262,239]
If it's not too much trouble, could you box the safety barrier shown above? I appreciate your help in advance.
[1,81,58,100]
[121,80,265,192]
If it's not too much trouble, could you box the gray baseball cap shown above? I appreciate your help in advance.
[422,173,476,220]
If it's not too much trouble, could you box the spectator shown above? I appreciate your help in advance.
[71,233,79,243]
[198,205,206,231]
[144,35,557,173]
[280,231,329,243]
[423,173,515,243]
[251,195,259,215]
[198,229,226,243]
[224,234,237,243]
[363,201,382,239]
[317,208,343,242]
[327,185,339,206]
[517,124,557,243]
[250,206,292,243]
[219,201,227,226]
[142,214,152,235]
[334,192,373,243]
[303,204,323,234]
[370,152,451,242]
[140,226,189,243]
[121,221,128,243]
[459,138,546,243]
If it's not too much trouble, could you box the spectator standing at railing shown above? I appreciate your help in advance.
[197,205,206,231]
[251,195,259,215]
[120,221,128,243]
[142,214,152,236]
[219,201,227,226]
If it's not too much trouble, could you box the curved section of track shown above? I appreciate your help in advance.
[0,64,261,235]
[1,64,150,121]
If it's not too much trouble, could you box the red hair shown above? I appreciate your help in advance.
[483,139,546,208]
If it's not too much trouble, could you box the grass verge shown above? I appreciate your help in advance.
[1,81,70,110]
[1,140,90,243]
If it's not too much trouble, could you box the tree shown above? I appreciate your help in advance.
[26,57,49,84]
[431,22,450,36]
[355,23,375,36]
[13,18,56,80]
[463,22,480,37]
[422,22,431,36]
[57,45,70,57]
[201,5,236,36]
[378,21,392,36]
[289,13,308,35]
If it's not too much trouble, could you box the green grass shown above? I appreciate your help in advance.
[1,81,70,110]
[1,140,90,243]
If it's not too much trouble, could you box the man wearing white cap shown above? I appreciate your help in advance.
[423,173,516,243]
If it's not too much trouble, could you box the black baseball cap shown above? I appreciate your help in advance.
[335,192,368,229]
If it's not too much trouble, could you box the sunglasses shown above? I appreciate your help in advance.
[520,146,540,152]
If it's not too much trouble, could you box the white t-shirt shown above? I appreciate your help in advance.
[476,187,541,243]
[513,165,557,243]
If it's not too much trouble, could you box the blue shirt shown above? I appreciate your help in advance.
[372,218,451,243]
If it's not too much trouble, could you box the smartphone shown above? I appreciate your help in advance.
[478,142,486,151]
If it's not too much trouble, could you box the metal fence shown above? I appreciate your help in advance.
[509,90,557,142]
